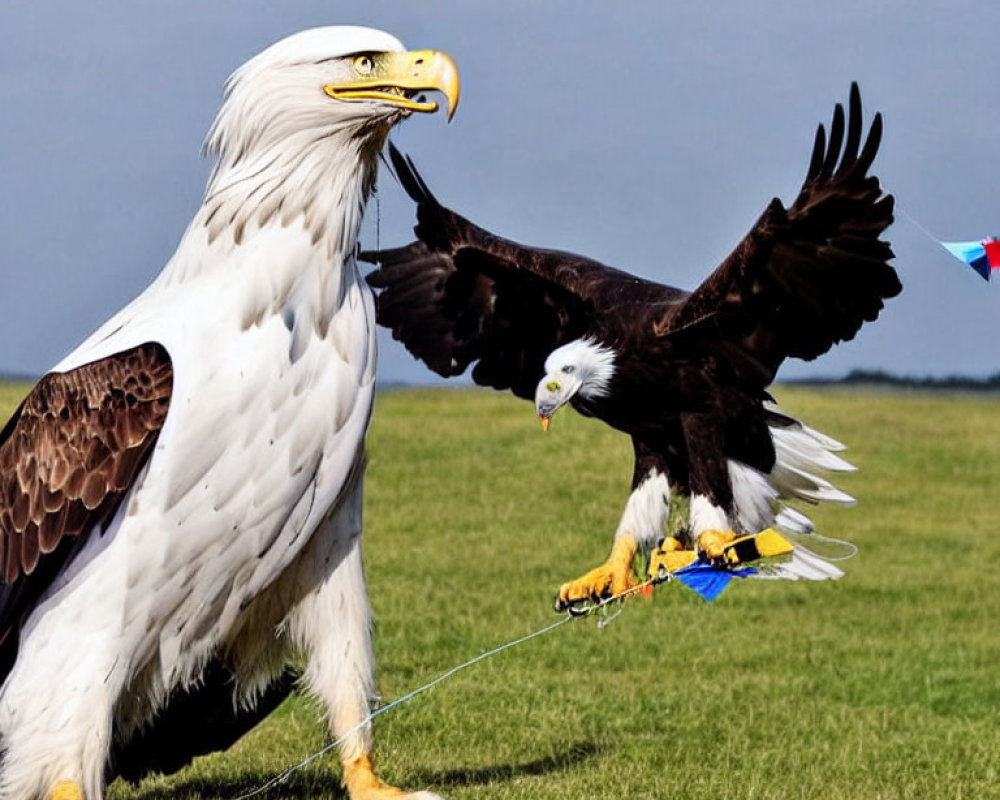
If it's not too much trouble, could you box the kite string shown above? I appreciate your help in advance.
[230,580,655,800]
[895,205,950,254]
[802,532,859,562]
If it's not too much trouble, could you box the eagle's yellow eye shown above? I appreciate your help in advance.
[354,55,374,75]
[546,381,560,392]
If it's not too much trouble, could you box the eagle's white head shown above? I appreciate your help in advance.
[198,26,459,250]
[534,338,616,430]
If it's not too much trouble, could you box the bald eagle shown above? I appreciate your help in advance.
[0,27,457,800]
[366,84,899,611]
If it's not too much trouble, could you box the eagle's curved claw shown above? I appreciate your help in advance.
[555,535,638,613]
[565,602,591,617]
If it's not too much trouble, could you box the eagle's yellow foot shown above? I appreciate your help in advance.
[697,528,795,566]
[49,782,83,800]
[555,535,637,612]
[648,536,697,581]
[695,529,740,560]
[344,754,442,800]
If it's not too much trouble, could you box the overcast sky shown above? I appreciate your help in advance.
[1,1,998,383]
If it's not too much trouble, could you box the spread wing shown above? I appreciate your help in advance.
[657,83,900,381]
[0,342,172,676]
[365,145,633,400]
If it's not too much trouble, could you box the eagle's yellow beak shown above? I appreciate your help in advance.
[324,50,460,120]
[538,414,551,432]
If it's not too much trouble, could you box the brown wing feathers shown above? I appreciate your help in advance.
[365,146,596,399]
[0,342,173,584]
[662,84,899,376]
[365,146,493,377]
[769,85,898,359]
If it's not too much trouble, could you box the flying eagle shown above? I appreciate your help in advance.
[366,84,899,610]
[0,27,457,800]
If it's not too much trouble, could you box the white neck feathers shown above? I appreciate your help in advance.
[153,68,387,336]
[548,338,617,399]
[200,125,380,257]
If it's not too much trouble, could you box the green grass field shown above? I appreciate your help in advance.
[2,384,999,799]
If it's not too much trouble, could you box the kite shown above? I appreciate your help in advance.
[941,237,1000,280]
[366,84,899,612]
[0,26,458,800]
[648,527,853,602]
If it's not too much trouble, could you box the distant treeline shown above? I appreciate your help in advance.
[0,373,35,384]
[788,369,1000,391]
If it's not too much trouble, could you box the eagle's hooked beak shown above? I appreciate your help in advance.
[535,377,573,432]
[324,50,460,120]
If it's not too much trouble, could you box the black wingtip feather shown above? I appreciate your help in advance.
[808,124,826,179]
[857,111,883,174]
[821,103,845,178]
[839,83,862,172]
[807,85,884,184]
[387,142,439,208]
[710,84,899,367]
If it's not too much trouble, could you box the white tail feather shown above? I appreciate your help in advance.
[771,425,855,473]
[769,463,857,506]
[775,507,815,535]
[796,421,848,452]
[767,417,857,507]
[725,408,857,582]
[728,462,778,533]
[750,543,845,582]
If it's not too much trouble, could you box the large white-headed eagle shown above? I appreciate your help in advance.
[366,84,899,611]
[0,26,458,800]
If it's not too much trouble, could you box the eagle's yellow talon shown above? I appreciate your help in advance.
[556,536,638,610]
[648,536,697,579]
[719,528,795,566]
[695,529,739,559]
[50,782,83,800]
[343,753,436,799]
[696,528,795,566]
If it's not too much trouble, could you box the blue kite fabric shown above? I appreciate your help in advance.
[673,562,758,601]
[941,238,1000,281]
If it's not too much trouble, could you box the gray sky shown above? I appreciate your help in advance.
[1,1,998,383]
